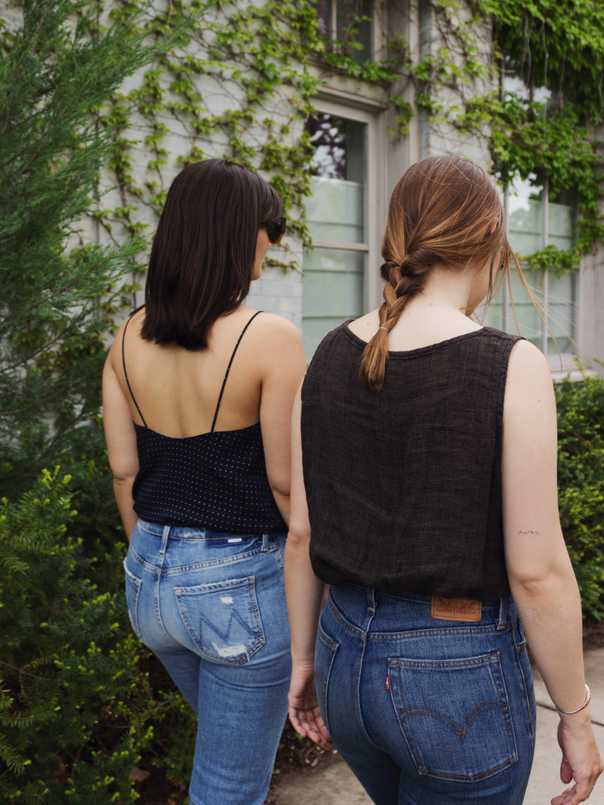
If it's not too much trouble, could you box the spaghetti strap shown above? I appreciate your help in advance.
[121,311,149,429]
[211,310,263,433]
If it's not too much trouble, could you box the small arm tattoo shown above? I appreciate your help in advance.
[518,529,540,535]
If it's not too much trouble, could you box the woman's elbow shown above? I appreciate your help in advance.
[268,472,290,501]
[287,521,311,549]
[110,464,138,484]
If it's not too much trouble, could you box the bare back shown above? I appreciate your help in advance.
[112,305,267,437]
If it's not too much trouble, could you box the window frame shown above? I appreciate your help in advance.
[301,97,385,355]
[497,177,579,371]
[317,0,384,62]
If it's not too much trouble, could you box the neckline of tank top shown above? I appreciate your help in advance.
[133,420,261,442]
[341,319,495,357]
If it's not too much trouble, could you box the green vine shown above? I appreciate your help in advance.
[92,0,604,279]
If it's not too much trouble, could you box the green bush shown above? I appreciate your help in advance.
[556,375,604,621]
[0,469,147,801]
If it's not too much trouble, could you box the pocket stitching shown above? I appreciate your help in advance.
[514,647,536,742]
[387,649,518,783]
[123,557,142,638]
[164,545,270,575]
[317,622,338,653]
[173,575,266,665]
[316,629,339,735]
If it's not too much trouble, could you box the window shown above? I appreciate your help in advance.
[302,110,371,357]
[484,176,577,358]
[317,0,374,61]
[484,72,578,361]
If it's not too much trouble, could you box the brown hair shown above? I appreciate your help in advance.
[359,155,534,391]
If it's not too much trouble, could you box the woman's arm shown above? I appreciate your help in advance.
[258,315,307,525]
[502,339,602,804]
[102,351,139,542]
[284,382,329,746]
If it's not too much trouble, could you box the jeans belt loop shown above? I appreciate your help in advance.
[261,533,270,552]
[496,593,509,631]
[367,586,376,616]
[159,525,171,557]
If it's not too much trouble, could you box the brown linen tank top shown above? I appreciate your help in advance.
[300,319,527,602]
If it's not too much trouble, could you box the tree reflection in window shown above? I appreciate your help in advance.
[316,0,373,62]
[306,113,365,183]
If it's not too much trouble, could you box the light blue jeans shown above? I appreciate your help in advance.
[315,584,537,804]
[123,518,290,805]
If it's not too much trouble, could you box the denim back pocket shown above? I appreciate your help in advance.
[123,556,143,640]
[387,649,517,783]
[173,575,265,665]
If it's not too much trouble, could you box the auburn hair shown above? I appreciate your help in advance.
[359,155,522,391]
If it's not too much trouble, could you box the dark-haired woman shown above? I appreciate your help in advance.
[102,159,306,805]
[285,156,602,804]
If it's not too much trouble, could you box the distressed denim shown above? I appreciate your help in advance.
[123,518,290,805]
[315,584,537,804]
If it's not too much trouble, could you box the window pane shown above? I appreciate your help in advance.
[303,113,368,358]
[484,267,543,347]
[316,0,333,38]
[507,178,545,255]
[483,277,505,329]
[506,268,543,346]
[303,248,364,315]
[336,0,373,61]
[302,248,365,356]
[306,176,364,242]
[307,113,366,183]
[548,200,574,250]
[305,114,366,242]
[547,272,575,354]
[488,177,578,357]
[306,113,367,243]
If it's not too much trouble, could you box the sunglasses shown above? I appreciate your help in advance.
[262,217,286,244]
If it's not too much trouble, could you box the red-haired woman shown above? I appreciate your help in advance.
[285,156,602,804]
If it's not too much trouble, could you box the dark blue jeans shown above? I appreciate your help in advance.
[315,584,537,804]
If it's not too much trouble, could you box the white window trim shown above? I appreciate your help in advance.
[502,178,580,372]
[308,97,386,314]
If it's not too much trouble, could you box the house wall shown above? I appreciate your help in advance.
[32,0,599,371]
[578,251,604,377]
[250,0,500,331]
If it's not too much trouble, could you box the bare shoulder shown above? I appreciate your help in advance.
[504,338,555,412]
[246,310,303,349]
[106,309,144,369]
[251,310,300,337]
[243,310,305,373]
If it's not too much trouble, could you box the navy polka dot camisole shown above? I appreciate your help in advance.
[122,309,287,534]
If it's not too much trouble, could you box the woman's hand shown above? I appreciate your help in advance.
[551,715,603,804]
[288,659,331,748]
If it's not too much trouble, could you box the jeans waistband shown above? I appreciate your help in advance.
[136,517,285,539]
[328,582,517,635]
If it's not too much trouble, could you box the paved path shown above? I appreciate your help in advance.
[274,648,604,804]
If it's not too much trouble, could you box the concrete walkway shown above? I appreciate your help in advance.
[274,648,604,804]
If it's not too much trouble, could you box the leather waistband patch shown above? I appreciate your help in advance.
[431,596,482,622]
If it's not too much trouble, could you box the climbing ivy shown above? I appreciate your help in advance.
[98,0,323,274]
[478,0,604,275]
[93,0,604,279]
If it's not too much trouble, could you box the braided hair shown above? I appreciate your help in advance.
[359,155,512,391]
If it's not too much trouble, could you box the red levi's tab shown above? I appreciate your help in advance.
[431,596,482,622]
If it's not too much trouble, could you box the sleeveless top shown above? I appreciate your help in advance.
[300,319,527,601]
[122,309,287,534]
